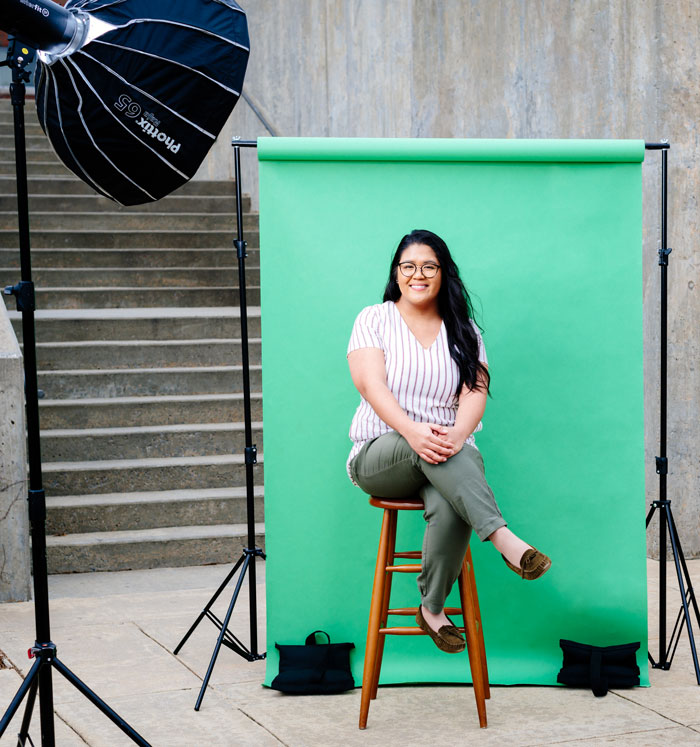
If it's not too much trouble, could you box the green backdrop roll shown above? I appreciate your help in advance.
[258,138,647,687]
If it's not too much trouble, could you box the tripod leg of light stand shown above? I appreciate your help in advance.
[667,507,700,627]
[51,658,151,746]
[645,502,668,667]
[173,554,246,655]
[0,658,41,741]
[664,504,700,683]
[646,503,666,668]
[660,502,668,664]
[17,675,39,746]
[194,553,252,711]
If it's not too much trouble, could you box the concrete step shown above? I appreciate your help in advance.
[0,211,258,231]
[0,247,260,269]
[46,522,266,573]
[4,286,260,309]
[0,176,88,195]
[46,486,264,533]
[0,124,46,138]
[1,266,259,289]
[38,364,261,399]
[0,193,251,213]
[0,134,55,147]
[11,307,261,343]
[0,147,55,162]
[41,422,264,461]
[0,229,257,249]
[0,176,243,198]
[0,160,72,176]
[40,393,263,429]
[34,338,261,370]
[0,109,44,123]
[43,453,264,496]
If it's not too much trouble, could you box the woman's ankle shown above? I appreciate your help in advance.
[488,527,531,567]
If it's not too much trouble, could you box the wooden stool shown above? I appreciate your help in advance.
[359,496,489,730]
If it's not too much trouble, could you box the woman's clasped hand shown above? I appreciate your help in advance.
[402,422,464,463]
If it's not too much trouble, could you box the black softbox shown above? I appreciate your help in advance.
[35,0,249,205]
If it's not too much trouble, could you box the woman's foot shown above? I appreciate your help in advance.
[488,526,551,580]
[502,547,552,580]
[416,605,465,653]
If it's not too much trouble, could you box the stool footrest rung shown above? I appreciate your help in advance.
[380,625,467,636]
[387,607,463,616]
[386,564,421,573]
[379,626,468,636]
[379,627,425,635]
[394,551,421,559]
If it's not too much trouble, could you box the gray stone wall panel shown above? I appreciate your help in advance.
[0,302,30,601]
[196,1,697,556]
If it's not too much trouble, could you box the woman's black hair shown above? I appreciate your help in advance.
[383,229,490,396]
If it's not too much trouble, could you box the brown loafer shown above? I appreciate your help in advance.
[415,607,465,654]
[502,547,551,580]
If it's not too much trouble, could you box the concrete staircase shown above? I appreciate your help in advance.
[0,100,264,573]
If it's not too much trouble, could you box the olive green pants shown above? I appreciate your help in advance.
[350,431,506,614]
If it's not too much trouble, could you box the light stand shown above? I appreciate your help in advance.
[173,140,266,711]
[645,141,700,683]
[0,40,151,747]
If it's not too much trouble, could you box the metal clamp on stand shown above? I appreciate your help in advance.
[658,247,672,266]
[4,280,35,312]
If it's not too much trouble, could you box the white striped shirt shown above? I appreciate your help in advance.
[346,301,487,481]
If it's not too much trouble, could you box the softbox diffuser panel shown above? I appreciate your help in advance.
[258,137,648,688]
[36,0,249,205]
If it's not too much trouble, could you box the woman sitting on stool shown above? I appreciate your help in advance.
[347,229,551,654]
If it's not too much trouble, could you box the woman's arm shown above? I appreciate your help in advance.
[444,367,488,456]
[348,347,453,464]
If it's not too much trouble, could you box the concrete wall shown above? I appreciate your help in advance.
[198,0,698,557]
[0,303,30,602]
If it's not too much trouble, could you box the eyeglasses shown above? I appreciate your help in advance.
[397,262,441,278]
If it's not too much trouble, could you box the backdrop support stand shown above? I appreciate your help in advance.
[644,141,700,684]
[173,140,266,711]
[0,40,151,747]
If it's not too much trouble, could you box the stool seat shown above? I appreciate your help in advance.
[368,496,424,511]
[359,494,489,730]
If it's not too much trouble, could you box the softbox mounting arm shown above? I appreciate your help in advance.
[0,0,87,59]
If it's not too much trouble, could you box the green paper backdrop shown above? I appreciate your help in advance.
[258,138,647,687]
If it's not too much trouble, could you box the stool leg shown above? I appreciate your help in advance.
[359,509,392,730]
[370,509,397,700]
[458,555,488,728]
[465,546,490,698]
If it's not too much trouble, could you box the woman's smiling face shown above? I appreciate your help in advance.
[395,243,442,309]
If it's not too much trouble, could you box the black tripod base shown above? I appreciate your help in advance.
[173,547,266,711]
[646,500,700,684]
[0,643,151,746]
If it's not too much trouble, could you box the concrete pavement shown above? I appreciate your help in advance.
[1,559,700,746]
